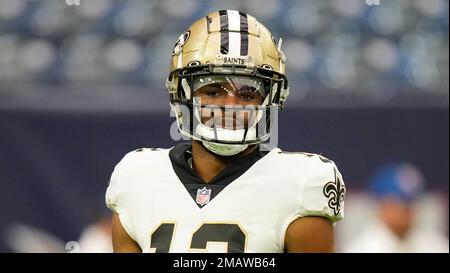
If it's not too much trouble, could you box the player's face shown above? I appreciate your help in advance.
[193,77,264,130]
[380,197,415,237]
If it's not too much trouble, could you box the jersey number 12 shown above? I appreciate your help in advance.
[150,222,246,253]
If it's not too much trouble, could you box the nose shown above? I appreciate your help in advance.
[222,92,239,105]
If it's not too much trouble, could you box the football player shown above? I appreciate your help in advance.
[106,10,346,253]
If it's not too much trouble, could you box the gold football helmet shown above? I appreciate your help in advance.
[166,10,289,156]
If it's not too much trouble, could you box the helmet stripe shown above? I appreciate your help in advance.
[227,10,242,55]
[219,10,229,54]
[227,10,241,31]
[218,10,249,57]
[239,12,248,56]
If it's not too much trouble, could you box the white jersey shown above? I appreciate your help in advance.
[105,143,345,253]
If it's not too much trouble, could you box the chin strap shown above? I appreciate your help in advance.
[201,140,249,156]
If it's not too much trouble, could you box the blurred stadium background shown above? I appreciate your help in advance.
[0,0,448,252]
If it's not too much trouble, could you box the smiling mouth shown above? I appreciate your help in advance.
[200,109,258,129]
[215,118,245,129]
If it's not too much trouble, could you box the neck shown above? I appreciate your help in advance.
[191,140,257,183]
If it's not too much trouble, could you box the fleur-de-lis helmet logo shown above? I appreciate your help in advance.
[323,168,346,215]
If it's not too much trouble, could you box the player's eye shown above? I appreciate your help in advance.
[238,93,257,101]
[237,87,260,101]
[205,89,223,97]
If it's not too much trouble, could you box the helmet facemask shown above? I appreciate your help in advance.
[168,64,287,148]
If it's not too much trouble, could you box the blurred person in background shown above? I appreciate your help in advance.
[77,208,112,253]
[343,162,448,253]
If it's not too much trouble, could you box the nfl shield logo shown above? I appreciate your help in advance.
[196,187,211,206]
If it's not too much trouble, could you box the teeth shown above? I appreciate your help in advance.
[215,118,244,129]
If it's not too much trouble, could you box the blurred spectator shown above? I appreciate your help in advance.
[4,223,65,253]
[343,162,449,253]
[77,207,112,253]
